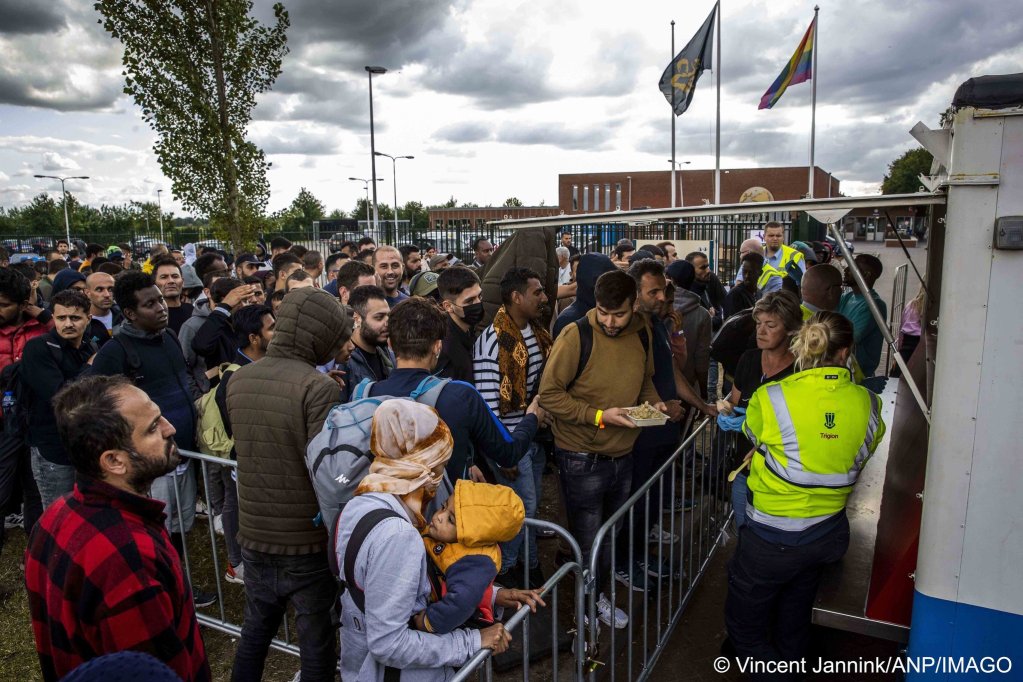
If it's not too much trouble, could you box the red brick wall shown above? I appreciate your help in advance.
[558,167,840,214]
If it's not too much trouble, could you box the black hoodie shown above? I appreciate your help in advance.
[552,253,617,338]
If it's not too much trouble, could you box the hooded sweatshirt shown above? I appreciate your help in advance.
[552,253,617,339]
[226,287,353,555]
[50,269,86,297]
[667,259,712,394]
[539,308,660,456]
[420,480,524,634]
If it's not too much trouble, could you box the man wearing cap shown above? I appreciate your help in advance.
[234,254,261,281]
[429,252,452,272]
[407,270,440,301]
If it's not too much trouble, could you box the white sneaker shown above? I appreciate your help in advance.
[195,499,209,517]
[4,512,23,530]
[648,524,679,544]
[225,562,245,585]
[213,514,224,536]
[597,593,628,629]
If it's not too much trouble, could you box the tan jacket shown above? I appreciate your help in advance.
[227,288,353,555]
[538,309,659,457]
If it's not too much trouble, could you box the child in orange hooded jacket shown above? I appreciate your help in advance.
[415,479,536,633]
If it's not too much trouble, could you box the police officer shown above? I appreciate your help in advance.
[724,311,886,672]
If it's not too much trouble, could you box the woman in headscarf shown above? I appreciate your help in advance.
[336,400,514,681]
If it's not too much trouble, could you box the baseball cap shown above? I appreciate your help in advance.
[236,253,260,265]
[429,253,452,269]
[107,249,125,262]
[409,271,440,298]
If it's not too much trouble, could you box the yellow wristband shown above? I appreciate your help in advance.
[594,409,604,427]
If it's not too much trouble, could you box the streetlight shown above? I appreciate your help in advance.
[365,65,388,231]
[349,177,383,229]
[156,189,165,243]
[33,174,89,247]
[668,160,691,206]
[374,151,413,239]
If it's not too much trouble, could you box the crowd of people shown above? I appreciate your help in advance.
[0,223,899,680]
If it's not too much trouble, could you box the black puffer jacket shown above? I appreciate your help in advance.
[226,288,353,555]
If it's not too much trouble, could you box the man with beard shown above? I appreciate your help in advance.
[538,270,665,630]
[25,375,210,682]
[343,285,394,390]
[89,271,215,609]
[327,260,375,302]
[152,256,193,336]
[85,272,123,346]
[22,290,96,510]
[398,244,422,294]
[372,245,407,307]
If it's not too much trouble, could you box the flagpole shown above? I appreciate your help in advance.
[808,5,819,198]
[670,20,677,208]
[714,0,721,204]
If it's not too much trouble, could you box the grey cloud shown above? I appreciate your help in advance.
[0,69,122,112]
[433,121,494,144]
[0,0,65,35]
[496,122,613,151]
[250,128,343,155]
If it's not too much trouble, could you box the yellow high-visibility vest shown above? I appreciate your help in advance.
[771,244,805,278]
[742,367,885,531]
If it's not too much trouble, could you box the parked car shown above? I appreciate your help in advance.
[131,237,168,258]
[327,231,365,252]
[824,234,854,257]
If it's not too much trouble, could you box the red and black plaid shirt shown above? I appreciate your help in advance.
[24,475,210,682]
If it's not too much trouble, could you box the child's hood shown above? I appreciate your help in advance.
[454,479,525,548]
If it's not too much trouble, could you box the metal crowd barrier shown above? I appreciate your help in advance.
[451,519,587,682]
[584,418,733,682]
[171,449,301,657]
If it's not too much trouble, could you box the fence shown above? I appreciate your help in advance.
[584,417,732,682]
[2,212,790,283]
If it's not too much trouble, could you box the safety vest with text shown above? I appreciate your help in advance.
[742,367,885,531]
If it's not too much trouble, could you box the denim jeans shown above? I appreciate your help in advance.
[493,443,544,570]
[220,466,241,568]
[555,449,633,592]
[231,548,338,682]
[30,447,76,510]
[725,520,850,679]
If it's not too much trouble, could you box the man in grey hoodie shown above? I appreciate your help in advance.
[666,259,712,399]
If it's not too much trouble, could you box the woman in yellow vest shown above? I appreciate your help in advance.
[724,311,886,669]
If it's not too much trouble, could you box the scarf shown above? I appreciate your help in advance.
[356,399,453,517]
[493,305,553,415]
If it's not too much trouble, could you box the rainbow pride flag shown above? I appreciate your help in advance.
[759,16,815,110]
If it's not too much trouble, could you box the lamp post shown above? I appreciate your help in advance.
[33,174,89,248]
[627,176,632,211]
[365,66,388,231]
[349,177,383,229]
[668,160,691,207]
[156,189,165,243]
[374,151,413,241]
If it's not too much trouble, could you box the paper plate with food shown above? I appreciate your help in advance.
[626,402,670,427]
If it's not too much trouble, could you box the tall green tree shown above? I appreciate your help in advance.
[503,196,523,207]
[95,0,290,252]
[881,147,934,194]
[401,200,429,233]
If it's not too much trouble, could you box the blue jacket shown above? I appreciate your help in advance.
[366,368,537,480]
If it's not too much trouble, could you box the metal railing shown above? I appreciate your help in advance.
[886,263,909,375]
[170,449,301,657]
[584,418,732,682]
[451,520,587,682]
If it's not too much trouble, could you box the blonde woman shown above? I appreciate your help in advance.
[725,311,886,666]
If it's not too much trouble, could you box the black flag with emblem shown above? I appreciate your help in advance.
[658,5,717,116]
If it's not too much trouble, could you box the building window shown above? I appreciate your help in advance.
[615,183,622,211]
[604,183,611,211]
[572,185,578,211]
[593,185,600,212]
[583,186,589,212]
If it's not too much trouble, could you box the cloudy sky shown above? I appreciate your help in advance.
[0,0,1019,218]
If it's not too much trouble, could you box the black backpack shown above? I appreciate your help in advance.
[567,317,650,390]
[0,341,68,456]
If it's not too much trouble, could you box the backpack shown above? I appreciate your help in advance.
[195,363,240,458]
[567,316,649,390]
[305,374,451,577]
[112,327,182,385]
[0,341,68,452]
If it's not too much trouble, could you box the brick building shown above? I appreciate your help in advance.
[558,166,841,214]
[426,205,563,231]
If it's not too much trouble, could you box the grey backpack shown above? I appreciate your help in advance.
[305,374,450,576]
